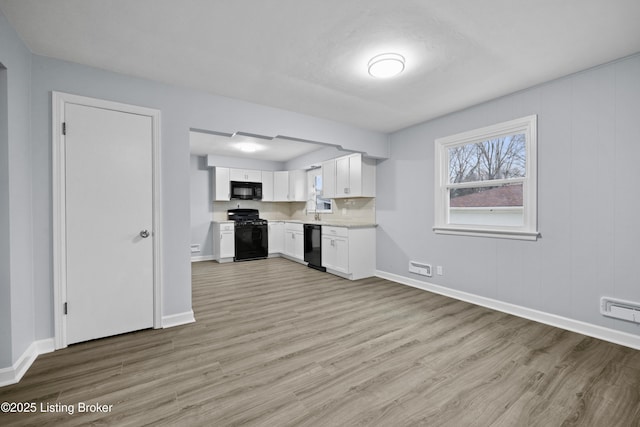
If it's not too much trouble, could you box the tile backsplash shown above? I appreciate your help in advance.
[213,198,375,225]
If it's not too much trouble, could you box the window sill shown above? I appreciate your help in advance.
[433,226,539,241]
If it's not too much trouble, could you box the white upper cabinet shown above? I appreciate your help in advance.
[261,170,274,201]
[323,153,376,198]
[273,171,289,201]
[321,159,336,199]
[335,156,352,198]
[229,168,261,183]
[212,155,374,203]
[288,170,307,202]
[213,167,231,201]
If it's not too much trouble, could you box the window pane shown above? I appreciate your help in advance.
[449,183,523,226]
[449,134,526,184]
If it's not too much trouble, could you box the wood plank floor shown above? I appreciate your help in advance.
[2,258,640,426]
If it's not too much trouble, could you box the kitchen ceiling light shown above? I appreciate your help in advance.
[368,53,405,78]
[236,142,260,153]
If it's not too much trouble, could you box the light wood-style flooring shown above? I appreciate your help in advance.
[2,258,640,426]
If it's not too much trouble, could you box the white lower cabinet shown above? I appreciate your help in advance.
[321,234,348,274]
[284,222,304,261]
[268,221,285,254]
[321,226,375,280]
[213,222,235,262]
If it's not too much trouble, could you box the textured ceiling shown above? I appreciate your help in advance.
[1,0,639,133]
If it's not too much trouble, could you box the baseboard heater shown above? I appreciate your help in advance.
[600,297,640,324]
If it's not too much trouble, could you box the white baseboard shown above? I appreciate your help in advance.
[376,270,640,351]
[162,310,196,328]
[191,255,214,262]
[0,338,55,387]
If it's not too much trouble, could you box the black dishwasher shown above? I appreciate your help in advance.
[304,224,326,272]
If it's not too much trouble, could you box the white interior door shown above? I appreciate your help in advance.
[65,103,154,344]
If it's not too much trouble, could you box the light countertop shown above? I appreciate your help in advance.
[212,219,376,229]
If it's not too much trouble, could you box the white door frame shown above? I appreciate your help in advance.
[52,91,163,349]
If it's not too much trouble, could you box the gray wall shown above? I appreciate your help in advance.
[377,53,640,336]
[0,63,10,368]
[0,11,35,366]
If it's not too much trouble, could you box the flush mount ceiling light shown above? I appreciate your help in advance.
[236,142,261,153]
[367,53,405,78]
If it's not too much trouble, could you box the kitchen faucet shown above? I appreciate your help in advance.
[314,212,321,221]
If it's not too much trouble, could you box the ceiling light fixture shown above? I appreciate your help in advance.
[367,53,405,78]
[236,142,260,153]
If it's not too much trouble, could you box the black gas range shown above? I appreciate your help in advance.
[227,209,268,261]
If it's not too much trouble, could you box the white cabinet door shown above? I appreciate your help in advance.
[213,222,235,260]
[321,235,335,268]
[268,221,284,254]
[230,168,261,182]
[284,223,304,260]
[293,231,304,260]
[332,237,349,273]
[274,171,289,201]
[335,156,351,197]
[214,167,230,201]
[245,169,262,182]
[288,170,307,202]
[229,168,245,182]
[220,230,235,258]
[348,154,362,196]
[284,230,296,257]
[321,231,348,274]
[321,160,336,199]
[262,171,274,201]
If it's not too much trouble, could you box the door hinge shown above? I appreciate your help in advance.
[62,122,66,135]
[63,302,68,315]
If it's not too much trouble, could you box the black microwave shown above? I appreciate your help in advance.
[230,181,262,200]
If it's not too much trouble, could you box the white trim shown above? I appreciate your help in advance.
[433,226,539,241]
[162,311,196,328]
[52,92,163,350]
[191,255,215,262]
[376,270,640,351]
[0,339,55,387]
[434,115,538,240]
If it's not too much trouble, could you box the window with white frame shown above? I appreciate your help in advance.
[434,115,538,240]
[307,168,333,213]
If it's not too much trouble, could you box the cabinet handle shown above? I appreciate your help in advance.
[220,234,223,240]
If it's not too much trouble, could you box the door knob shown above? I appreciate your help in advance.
[140,230,150,238]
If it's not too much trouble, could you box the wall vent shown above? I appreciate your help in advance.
[409,261,432,277]
[190,244,201,254]
[600,297,640,324]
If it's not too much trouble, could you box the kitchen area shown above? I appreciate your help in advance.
[190,134,378,281]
